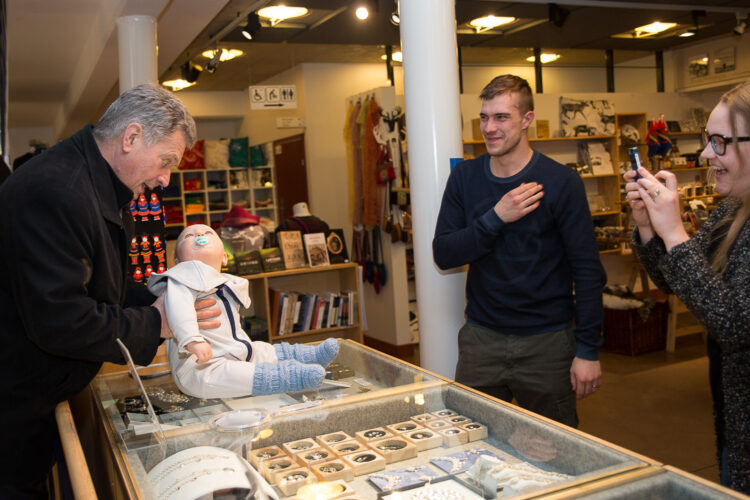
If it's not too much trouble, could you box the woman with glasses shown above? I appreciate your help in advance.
[623,81,750,494]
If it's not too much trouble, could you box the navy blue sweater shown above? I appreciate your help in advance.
[433,151,605,360]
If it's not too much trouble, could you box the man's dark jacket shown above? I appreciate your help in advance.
[0,126,161,487]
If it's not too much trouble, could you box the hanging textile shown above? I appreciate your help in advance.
[362,97,384,226]
[343,100,362,225]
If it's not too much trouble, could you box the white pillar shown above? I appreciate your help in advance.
[116,15,158,93]
[399,0,466,379]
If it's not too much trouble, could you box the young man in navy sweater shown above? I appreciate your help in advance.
[433,75,606,427]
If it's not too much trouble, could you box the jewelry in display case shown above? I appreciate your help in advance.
[387,420,424,434]
[438,426,469,447]
[311,459,355,482]
[369,437,418,464]
[355,427,393,443]
[367,464,442,493]
[341,450,386,475]
[402,429,443,451]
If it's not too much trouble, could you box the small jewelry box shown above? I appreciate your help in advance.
[330,440,369,456]
[341,450,386,475]
[410,413,437,424]
[386,421,424,434]
[431,409,458,419]
[438,426,469,447]
[282,438,321,457]
[262,456,297,484]
[277,467,313,496]
[355,427,393,443]
[401,429,443,452]
[460,421,488,442]
[295,448,334,467]
[369,436,418,464]
[316,431,355,449]
[249,445,285,469]
[310,459,355,482]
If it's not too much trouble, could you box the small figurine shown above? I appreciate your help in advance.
[139,235,152,262]
[128,237,140,265]
[647,114,672,160]
[149,193,162,220]
[129,200,137,220]
[153,235,166,263]
[144,264,154,279]
[137,193,149,221]
[132,266,143,283]
[156,263,167,274]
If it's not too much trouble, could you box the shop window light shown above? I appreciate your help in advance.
[634,21,677,38]
[526,53,561,64]
[381,51,403,62]
[200,48,244,62]
[469,15,516,33]
[162,79,195,92]
[257,5,309,26]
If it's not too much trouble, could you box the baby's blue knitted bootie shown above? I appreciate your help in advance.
[252,360,325,395]
[274,338,339,367]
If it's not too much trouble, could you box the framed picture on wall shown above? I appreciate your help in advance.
[713,47,736,74]
[687,54,709,78]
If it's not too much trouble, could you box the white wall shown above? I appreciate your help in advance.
[7,126,55,166]
[194,119,241,140]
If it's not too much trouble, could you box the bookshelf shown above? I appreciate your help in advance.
[242,262,363,345]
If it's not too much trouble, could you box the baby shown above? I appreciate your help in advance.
[147,224,338,399]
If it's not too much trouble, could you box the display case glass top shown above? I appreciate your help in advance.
[91,340,737,499]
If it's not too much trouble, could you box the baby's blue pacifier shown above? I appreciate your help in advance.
[196,235,209,246]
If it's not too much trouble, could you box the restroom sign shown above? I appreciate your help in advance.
[249,85,297,109]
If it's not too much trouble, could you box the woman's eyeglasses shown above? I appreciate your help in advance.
[702,129,750,156]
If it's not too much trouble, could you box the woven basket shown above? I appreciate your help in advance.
[602,300,668,355]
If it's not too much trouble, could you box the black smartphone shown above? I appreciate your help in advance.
[628,147,643,180]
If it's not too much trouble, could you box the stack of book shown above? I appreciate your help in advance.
[269,289,357,336]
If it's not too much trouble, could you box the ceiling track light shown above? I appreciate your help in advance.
[242,12,261,40]
[205,47,223,73]
[548,3,570,28]
[733,12,747,35]
[180,61,201,83]
[355,0,378,21]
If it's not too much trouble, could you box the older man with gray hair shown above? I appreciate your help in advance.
[0,84,214,497]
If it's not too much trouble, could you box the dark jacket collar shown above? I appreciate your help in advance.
[71,126,134,226]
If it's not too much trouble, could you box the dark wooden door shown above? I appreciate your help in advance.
[273,133,309,223]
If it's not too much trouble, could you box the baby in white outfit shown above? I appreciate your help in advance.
[147,224,338,399]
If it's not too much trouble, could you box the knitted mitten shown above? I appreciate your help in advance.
[274,338,339,367]
[252,360,325,396]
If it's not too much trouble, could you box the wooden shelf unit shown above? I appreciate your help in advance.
[667,294,704,352]
[242,262,363,345]
[162,142,279,238]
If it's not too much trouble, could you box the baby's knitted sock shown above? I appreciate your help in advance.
[252,360,324,396]
[274,338,339,367]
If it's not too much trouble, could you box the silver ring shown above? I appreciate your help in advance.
[650,188,661,200]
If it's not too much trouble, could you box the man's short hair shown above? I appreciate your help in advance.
[93,83,197,148]
[479,75,534,114]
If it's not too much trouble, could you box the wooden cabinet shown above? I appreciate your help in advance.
[243,262,363,345]
[162,142,279,239]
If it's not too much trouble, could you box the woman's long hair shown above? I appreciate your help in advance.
[710,81,750,274]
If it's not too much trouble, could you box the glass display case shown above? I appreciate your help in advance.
[87,340,740,499]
